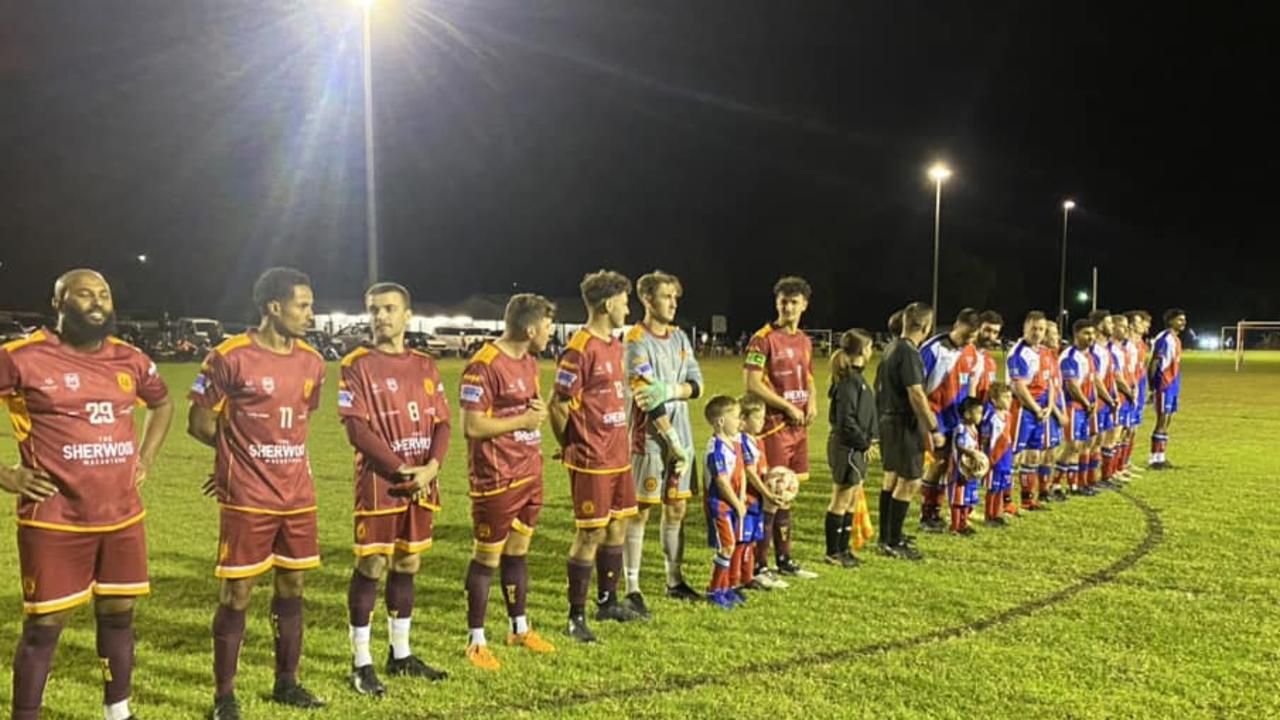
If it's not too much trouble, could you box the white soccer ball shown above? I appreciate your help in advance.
[767,467,799,504]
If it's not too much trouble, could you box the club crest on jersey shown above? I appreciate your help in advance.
[262,377,276,395]
[422,378,436,395]
[784,348,795,359]
[116,372,133,393]
[303,379,315,399]
[63,373,80,391]
[386,378,399,392]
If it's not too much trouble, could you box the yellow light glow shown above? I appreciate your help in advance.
[1063,199,1077,210]
[928,163,952,182]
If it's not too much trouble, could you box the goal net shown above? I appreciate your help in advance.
[803,328,834,356]
[1232,321,1280,371]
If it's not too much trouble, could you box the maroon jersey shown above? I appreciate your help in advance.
[0,330,169,531]
[553,329,630,473]
[337,347,449,514]
[744,324,814,435]
[459,343,544,494]
[189,332,326,513]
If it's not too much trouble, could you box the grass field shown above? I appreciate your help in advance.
[3,350,1280,719]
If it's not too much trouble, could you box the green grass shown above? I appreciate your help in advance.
[3,351,1280,719]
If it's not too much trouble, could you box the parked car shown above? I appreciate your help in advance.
[176,317,225,346]
[433,326,500,357]
[304,330,343,361]
[331,323,371,355]
[405,331,448,355]
[0,320,29,344]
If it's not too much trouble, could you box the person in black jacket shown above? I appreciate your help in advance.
[824,329,878,567]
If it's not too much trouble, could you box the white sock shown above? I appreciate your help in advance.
[388,616,412,660]
[623,521,645,595]
[349,624,373,668]
[468,627,487,647]
[510,614,529,635]
[660,516,683,586]
[104,700,131,720]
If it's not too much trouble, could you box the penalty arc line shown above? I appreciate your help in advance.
[427,490,1164,719]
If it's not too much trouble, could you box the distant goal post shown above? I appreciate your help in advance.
[1233,320,1280,371]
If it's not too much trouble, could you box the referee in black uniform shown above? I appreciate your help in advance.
[874,302,946,560]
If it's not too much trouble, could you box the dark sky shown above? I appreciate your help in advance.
[2,1,1276,333]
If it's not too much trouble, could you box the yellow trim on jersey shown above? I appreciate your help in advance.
[574,517,611,529]
[6,394,32,442]
[219,504,317,517]
[566,329,591,352]
[752,324,773,339]
[609,506,639,520]
[2,329,50,353]
[24,586,94,615]
[757,423,788,439]
[215,556,276,579]
[473,538,506,553]
[106,336,142,352]
[295,339,324,360]
[637,497,663,507]
[17,511,146,534]
[213,334,253,356]
[794,473,811,483]
[272,555,320,572]
[341,346,371,368]
[563,463,632,475]
[354,506,409,518]
[624,325,646,343]
[469,343,500,366]
[510,519,535,537]
[467,475,536,498]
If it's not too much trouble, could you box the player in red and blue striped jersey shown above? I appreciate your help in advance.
[1042,321,1071,501]
[1007,311,1052,513]
[1123,310,1153,474]
[1087,311,1120,490]
[917,308,981,532]
[980,383,1015,526]
[702,397,748,610]
[1060,320,1100,496]
[1148,309,1187,469]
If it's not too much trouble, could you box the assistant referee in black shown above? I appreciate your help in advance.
[874,301,946,560]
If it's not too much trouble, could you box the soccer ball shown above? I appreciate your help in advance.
[767,467,799,504]
[960,452,991,478]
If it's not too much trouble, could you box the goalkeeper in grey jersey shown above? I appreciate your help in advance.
[621,271,705,614]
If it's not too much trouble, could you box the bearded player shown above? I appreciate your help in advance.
[623,271,704,612]
[2,270,173,720]
[339,283,450,695]
[743,276,818,580]
[550,271,642,643]
[188,267,328,719]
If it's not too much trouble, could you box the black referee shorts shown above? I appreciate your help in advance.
[880,415,925,480]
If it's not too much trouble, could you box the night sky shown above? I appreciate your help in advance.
[2,1,1276,333]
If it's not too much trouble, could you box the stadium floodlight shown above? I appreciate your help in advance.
[1058,199,1077,325]
[1076,290,1089,303]
[362,0,379,286]
[928,162,952,315]
[137,254,148,264]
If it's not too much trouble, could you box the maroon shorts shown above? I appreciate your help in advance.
[570,468,638,529]
[17,518,149,615]
[470,476,543,552]
[354,501,435,558]
[763,425,810,481]
[216,507,320,579]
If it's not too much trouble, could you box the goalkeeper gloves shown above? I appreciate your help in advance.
[635,380,676,411]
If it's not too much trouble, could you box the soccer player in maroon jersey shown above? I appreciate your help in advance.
[743,276,818,580]
[550,270,641,643]
[338,283,450,696]
[187,268,328,719]
[459,294,558,670]
[1,269,173,720]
